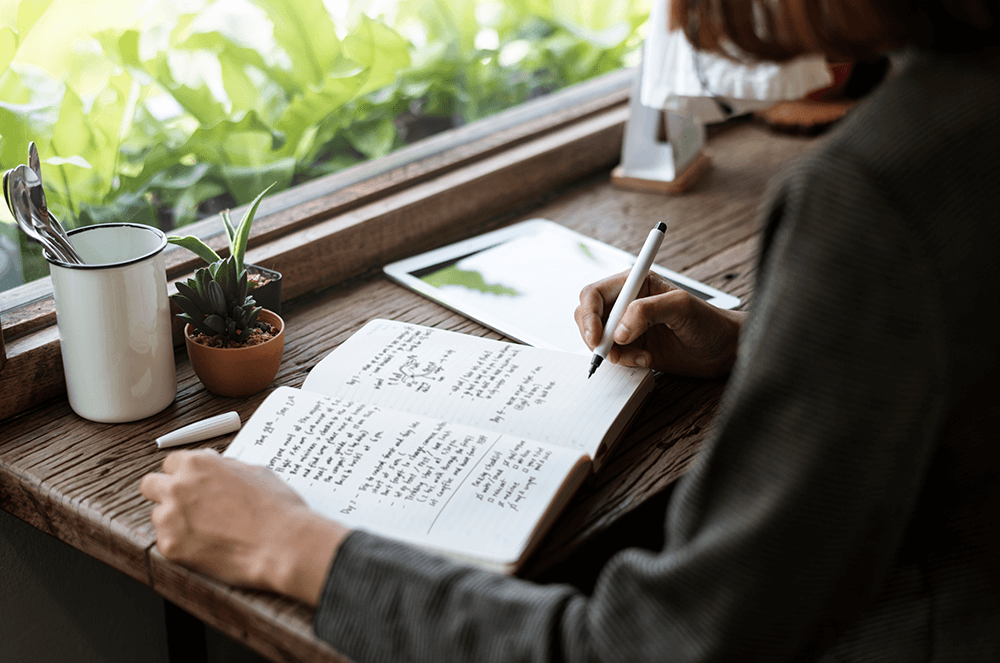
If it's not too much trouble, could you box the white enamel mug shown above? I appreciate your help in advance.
[47,223,177,423]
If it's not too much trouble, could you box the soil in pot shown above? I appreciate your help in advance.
[187,318,279,349]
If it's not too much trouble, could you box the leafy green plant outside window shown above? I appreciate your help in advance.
[0,0,648,289]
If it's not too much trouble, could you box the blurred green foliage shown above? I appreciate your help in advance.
[0,0,648,284]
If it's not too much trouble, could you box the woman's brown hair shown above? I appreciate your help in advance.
[669,0,999,61]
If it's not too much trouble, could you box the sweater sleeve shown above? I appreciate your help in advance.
[313,146,950,663]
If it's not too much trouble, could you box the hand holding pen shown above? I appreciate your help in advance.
[586,223,667,377]
[576,223,744,379]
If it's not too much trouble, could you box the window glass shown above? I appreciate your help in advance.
[0,0,649,292]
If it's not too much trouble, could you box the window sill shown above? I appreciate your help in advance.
[0,70,632,421]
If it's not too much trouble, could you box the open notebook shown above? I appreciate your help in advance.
[224,319,654,572]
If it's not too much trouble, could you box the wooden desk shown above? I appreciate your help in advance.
[0,121,816,663]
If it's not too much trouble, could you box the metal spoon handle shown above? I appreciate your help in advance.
[24,180,82,261]
[47,210,70,238]
[43,210,84,262]
[27,144,75,245]
[41,221,84,264]
[11,195,72,262]
[14,164,85,264]
[10,169,82,264]
[38,234,77,264]
[28,142,41,181]
[3,169,12,217]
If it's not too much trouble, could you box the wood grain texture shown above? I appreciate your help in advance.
[610,151,713,195]
[0,277,57,339]
[0,325,64,422]
[0,121,818,663]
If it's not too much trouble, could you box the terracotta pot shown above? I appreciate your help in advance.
[184,309,285,398]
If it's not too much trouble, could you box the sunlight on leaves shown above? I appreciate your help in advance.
[0,0,648,288]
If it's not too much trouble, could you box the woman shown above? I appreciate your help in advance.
[141,1,1000,660]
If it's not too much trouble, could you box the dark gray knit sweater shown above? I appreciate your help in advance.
[314,50,1000,663]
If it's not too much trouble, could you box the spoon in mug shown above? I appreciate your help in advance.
[14,165,84,264]
[27,141,41,182]
[2,169,12,217]
[9,167,83,264]
[27,141,71,240]
[7,171,76,263]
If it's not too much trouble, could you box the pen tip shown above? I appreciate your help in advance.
[587,354,602,378]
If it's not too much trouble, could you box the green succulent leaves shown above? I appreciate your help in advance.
[169,182,277,274]
[171,256,262,343]
[222,182,275,274]
[165,234,222,266]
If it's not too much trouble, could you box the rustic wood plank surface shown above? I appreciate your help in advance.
[0,120,818,662]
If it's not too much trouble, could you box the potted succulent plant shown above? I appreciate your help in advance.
[171,255,285,397]
[167,183,282,314]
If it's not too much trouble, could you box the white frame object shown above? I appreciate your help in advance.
[610,53,712,195]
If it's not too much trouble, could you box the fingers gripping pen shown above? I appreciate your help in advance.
[588,222,667,378]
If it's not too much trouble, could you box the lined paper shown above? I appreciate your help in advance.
[225,387,583,565]
[302,319,649,457]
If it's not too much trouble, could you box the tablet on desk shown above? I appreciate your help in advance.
[384,219,740,355]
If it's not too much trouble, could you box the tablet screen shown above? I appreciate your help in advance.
[386,220,739,355]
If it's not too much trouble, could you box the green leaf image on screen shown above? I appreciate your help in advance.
[421,266,519,296]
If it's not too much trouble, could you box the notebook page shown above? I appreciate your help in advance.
[302,319,650,456]
[225,387,586,567]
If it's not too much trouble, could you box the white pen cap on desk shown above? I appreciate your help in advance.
[156,411,242,449]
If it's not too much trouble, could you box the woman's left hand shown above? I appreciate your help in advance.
[140,449,349,606]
